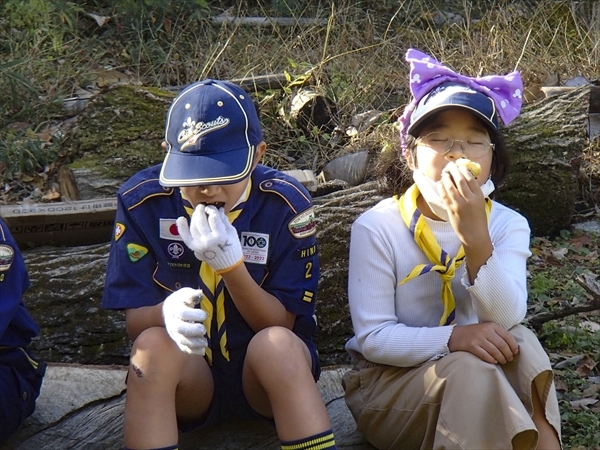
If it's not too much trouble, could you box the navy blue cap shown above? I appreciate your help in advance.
[159,79,263,187]
[407,82,498,136]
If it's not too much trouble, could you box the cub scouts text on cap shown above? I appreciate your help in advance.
[159,79,264,187]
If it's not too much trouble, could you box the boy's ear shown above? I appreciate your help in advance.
[253,141,267,169]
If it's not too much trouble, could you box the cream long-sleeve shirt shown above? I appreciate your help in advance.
[345,197,532,368]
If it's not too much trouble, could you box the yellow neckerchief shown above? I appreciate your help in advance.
[395,183,492,326]
[181,180,251,364]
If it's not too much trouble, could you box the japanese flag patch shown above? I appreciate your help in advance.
[160,218,183,241]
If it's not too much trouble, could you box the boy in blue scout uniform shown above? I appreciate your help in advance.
[102,79,337,450]
[0,217,46,443]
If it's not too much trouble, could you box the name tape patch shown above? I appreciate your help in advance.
[294,244,317,260]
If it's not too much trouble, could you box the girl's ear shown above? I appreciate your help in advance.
[405,151,416,170]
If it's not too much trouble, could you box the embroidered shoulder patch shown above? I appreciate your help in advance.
[0,244,15,272]
[288,207,317,238]
[126,243,148,262]
[114,223,126,242]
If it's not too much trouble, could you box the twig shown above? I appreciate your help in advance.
[526,272,600,331]
[211,16,328,27]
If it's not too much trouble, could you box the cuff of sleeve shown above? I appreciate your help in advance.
[215,257,245,275]
[426,324,456,364]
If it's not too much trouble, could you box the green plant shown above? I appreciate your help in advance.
[0,130,58,182]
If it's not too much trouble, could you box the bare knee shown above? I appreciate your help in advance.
[246,327,311,376]
[128,327,184,384]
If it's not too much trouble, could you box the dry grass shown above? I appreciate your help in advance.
[2,1,600,187]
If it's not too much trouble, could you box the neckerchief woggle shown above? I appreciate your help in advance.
[395,184,492,326]
[181,180,252,364]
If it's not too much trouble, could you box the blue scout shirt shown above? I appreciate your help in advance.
[0,219,40,348]
[102,164,320,361]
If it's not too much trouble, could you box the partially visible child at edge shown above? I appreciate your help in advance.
[101,79,336,450]
[342,48,562,450]
[0,216,46,443]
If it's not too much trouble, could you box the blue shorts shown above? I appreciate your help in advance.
[181,341,321,432]
[0,347,46,443]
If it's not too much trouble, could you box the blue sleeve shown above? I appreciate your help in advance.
[261,206,319,317]
[0,220,30,337]
[101,195,167,310]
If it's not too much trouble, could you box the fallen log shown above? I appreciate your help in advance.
[494,85,593,236]
[4,364,373,450]
[55,82,596,239]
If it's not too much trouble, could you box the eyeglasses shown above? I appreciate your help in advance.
[415,132,495,159]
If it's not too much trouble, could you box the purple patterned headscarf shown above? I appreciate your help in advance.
[399,48,523,154]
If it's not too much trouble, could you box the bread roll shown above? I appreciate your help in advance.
[456,158,481,178]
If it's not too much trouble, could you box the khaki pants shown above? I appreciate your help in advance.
[342,325,561,450]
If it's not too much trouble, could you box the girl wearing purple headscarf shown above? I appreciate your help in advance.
[342,49,561,449]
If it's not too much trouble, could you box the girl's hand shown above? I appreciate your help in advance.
[438,161,493,283]
[438,161,488,245]
[448,322,519,364]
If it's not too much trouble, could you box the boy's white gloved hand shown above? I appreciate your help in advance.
[162,287,208,355]
[176,204,243,273]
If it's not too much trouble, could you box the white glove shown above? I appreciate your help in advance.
[162,287,209,355]
[176,204,243,273]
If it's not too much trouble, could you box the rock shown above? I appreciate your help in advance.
[320,151,370,186]
[572,220,600,236]
[282,169,318,192]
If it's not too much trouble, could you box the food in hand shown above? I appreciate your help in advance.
[456,158,481,178]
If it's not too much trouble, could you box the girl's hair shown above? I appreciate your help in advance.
[377,110,510,197]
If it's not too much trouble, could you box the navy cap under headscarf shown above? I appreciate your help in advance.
[407,82,499,136]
